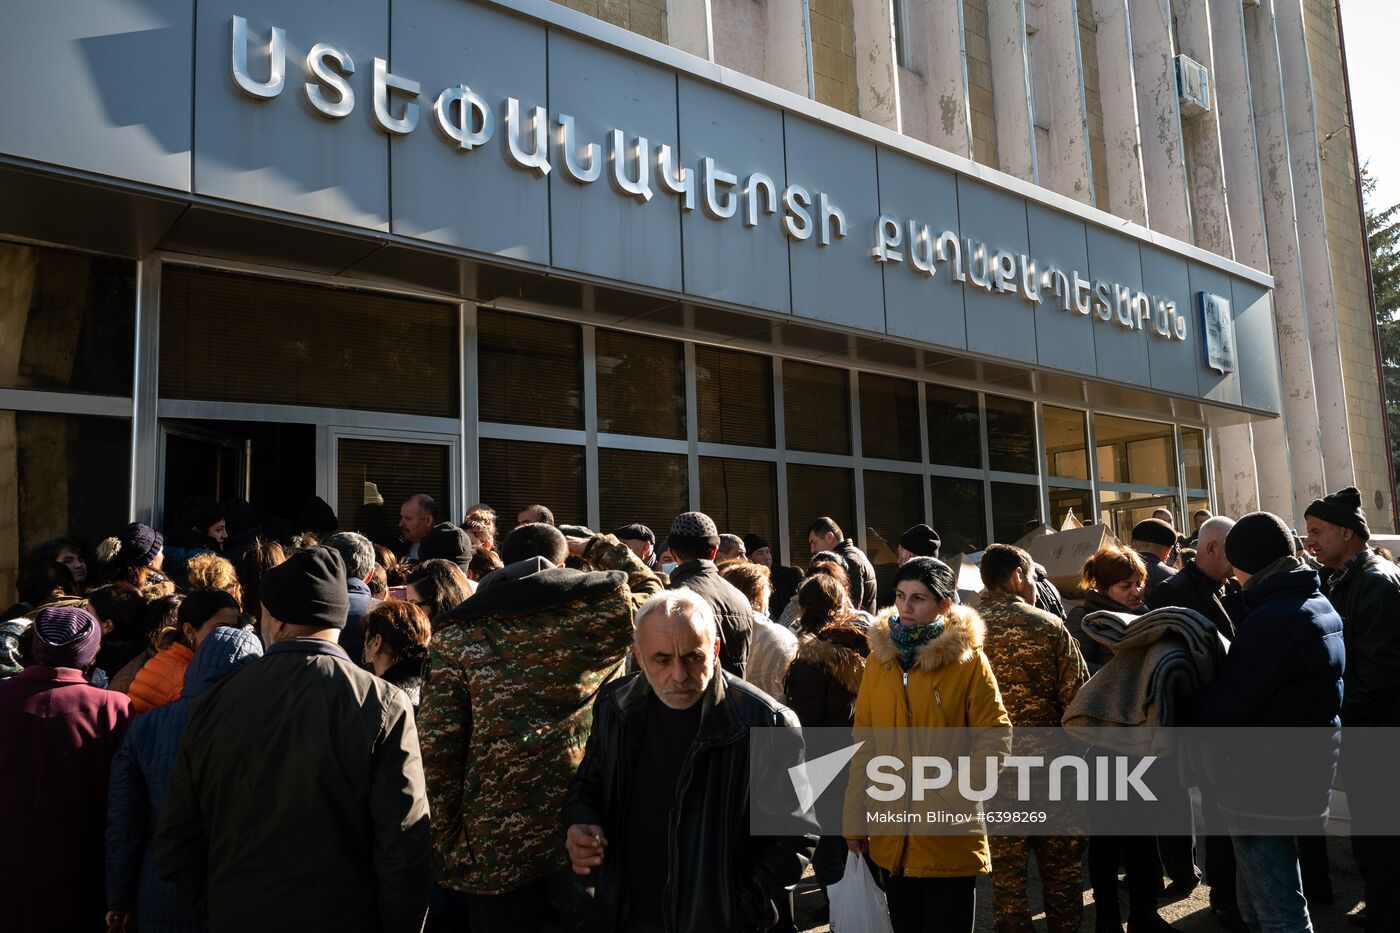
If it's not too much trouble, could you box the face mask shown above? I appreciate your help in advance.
[661,562,678,575]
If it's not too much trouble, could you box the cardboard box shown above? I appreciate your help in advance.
[1026,523,1119,595]
[946,551,986,609]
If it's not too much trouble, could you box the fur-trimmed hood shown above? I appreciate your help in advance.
[868,604,986,671]
[793,624,868,696]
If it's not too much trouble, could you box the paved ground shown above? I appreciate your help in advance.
[792,833,1367,931]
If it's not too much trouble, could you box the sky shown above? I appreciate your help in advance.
[1338,0,1400,214]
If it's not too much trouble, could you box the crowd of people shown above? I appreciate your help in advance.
[0,484,1396,933]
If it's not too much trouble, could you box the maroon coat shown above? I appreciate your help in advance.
[0,666,133,932]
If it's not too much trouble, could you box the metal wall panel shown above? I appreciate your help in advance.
[878,150,966,351]
[194,0,390,230]
[783,117,885,332]
[1139,249,1199,396]
[1026,204,1096,376]
[958,179,1037,364]
[0,0,193,191]
[1188,261,1243,407]
[677,78,791,314]
[1231,279,1283,415]
[390,0,549,262]
[548,31,682,292]
[1086,227,1151,384]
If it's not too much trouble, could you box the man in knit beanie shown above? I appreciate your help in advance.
[897,523,941,563]
[664,511,754,677]
[1305,488,1400,930]
[0,607,133,931]
[1187,512,1345,933]
[157,546,431,931]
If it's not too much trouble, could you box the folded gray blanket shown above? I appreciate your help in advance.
[1062,606,1227,755]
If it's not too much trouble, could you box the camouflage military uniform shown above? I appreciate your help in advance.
[979,591,1090,933]
[417,534,661,896]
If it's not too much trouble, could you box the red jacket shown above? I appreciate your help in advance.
[0,666,133,931]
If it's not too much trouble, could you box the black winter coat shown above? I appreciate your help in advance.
[832,540,878,614]
[783,624,869,729]
[562,671,816,933]
[1137,552,1177,601]
[667,560,754,677]
[1147,559,1244,641]
[1326,549,1400,726]
[1184,562,1344,831]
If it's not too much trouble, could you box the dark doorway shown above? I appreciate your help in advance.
[160,420,316,538]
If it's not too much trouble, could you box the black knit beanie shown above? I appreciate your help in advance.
[741,534,769,554]
[1304,486,1370,541]
[899,523,941,558]
[419,522,472,567]
[1225,512,1296,575]
[260,545,349,629]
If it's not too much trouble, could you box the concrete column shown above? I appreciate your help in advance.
[853,0,901,130]
[985,0,1036,181]
[1033,0,1095,204]
[1128,0,1194,241]
[1273,0,1354,490]
[1172,0,1235,257]
[898,0,974,156]
[1209,0,1269,271]
[1091,0,1149,223]
[1244,0,1327,521]
[1214,422,1262,517]
[711,0,809,97]
[666,0,713,60]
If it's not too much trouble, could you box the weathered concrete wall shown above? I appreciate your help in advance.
[1305,0,1394,528]
[811,0,860,114]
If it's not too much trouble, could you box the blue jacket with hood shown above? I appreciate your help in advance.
[106,625,263,932]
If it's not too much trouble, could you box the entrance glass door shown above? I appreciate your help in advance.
[330,429,459,552]
[158,421,250,529]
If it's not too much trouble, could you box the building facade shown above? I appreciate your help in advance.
[0,0,1386,601]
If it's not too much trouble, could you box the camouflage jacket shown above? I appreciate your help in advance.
[418,534,661,895]
[977,592,1089,730]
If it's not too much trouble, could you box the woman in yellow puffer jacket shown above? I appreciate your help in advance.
[843,557,1010,933]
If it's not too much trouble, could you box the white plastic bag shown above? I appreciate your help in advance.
[826,850,895,933]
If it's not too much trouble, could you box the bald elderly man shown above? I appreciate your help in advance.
[563,590,814,933]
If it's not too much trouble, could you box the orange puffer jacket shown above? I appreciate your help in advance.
[127,642,194,714]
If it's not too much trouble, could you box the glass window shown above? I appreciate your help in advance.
[1094,414,1177,487]
[986,395,1037,474]
[596,330,685,440]
[991,481,1042,545]
[1186,497,1212,540]
[1099,490,1180,543]
[930,476,986,555]
[864,471,925,603]
[700,458,778,551]
[696,346,774,447]
[926,385,982,469]
[1048,486,1094,532]
[1044,406,1088,480]
[478,309,583,429]
[1,411,131,602]
[787,464,854,566]
[1182,428,1208,492]
[337,438,451,549]
[860,374,921,462]
[598,448,688,539]
[478,438,587,527]
[783,361,851,455]
[161,266,459,418]
[0,242,136,396]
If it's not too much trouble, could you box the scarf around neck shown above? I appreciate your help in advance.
[888,614,946,671]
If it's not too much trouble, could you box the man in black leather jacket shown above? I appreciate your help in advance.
[562,589,814,933]
[1305,486,1400,933]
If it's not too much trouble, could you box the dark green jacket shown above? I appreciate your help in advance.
[155,638,431,933]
